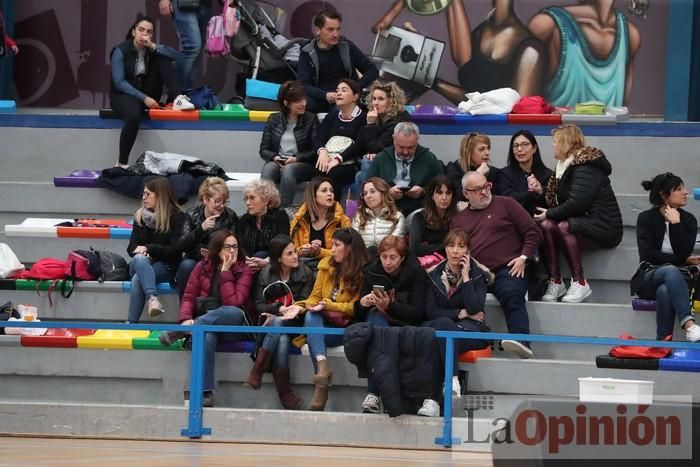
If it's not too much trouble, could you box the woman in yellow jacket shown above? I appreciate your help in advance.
[280,227,368,411]
[289,176,351,263]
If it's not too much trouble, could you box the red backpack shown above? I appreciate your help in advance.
[511,96,553,114]
[18,258,67,280]
[64,251,96,281]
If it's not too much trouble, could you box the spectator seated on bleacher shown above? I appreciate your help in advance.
[237,180,290,273]
[176,177,239,299]
[497,130,553,216]
[446,133,499,204]
[351,178,406,252]
[632,173,700,342]
[259,81,320,210]
[297,8,378,113]
[244,235,314,409]
[353,235,433,415]
[159,230,254,408]
[367,122,444,216]
[352,81,412,188]
[424,229,492,410]
[451,171,542,359]
[126,177,186,323]
[279,228,369,412]
[110,16,193,168]
[314,79,367,200]
[290,177,350,268]
[409,175,458,270]
[534,124,623,303]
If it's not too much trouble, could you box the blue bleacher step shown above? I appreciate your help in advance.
[0,100,16,113]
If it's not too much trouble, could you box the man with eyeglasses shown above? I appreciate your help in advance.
[450,171,543,359]
[367,121,443,216]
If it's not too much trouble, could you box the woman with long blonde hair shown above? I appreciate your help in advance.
[446,132,499,201]
[126,177,186,322]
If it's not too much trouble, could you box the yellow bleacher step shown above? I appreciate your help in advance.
[77,330,150,350]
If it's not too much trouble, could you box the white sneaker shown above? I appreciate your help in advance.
[501,339,534,359]
[361,393,381,414]
[452,377,461,397]
[417,399,440,417]
[147,295,165,317]
[561,280,592,303]
[686,324,700,342]
[173,94,195,111]
[541,279,567,302]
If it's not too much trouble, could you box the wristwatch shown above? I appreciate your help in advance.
[519,255,528,262]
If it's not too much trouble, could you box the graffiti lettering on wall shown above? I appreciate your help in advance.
[11,1,660,112]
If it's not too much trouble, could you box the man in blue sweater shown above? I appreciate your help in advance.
[297,8,379,113]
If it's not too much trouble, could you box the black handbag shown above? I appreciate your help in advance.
[195,272,221,316]
[631,261,700,298]
[177,0,202,11]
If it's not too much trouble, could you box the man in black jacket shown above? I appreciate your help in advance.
[297,8,379,113]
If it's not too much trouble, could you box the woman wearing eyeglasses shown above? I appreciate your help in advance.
[176,177,239,299]
[534,124,622,303]
[446,132,500,202]
[245,235,314,409]
[497,130,553,215]
[352,177,406,251]
[159,230,254,408]
[290,177,351,265]
[279,228,369,411]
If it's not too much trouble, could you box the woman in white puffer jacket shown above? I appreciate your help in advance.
[352,177,406,251]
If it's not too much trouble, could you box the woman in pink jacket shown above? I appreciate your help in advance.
[159,230,254,407]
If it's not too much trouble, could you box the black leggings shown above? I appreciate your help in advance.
[110,54,180,165]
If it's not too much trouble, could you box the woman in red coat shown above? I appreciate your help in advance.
[159,230,254,407]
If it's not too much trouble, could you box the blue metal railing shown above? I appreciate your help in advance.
[2,320,699,447]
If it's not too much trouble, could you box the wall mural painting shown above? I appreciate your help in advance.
[11,0,659,112]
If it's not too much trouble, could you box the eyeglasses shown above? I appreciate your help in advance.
[511,142,532,150]
[464,182,492,194]
[222,244,239,251]
[208,197,227,206]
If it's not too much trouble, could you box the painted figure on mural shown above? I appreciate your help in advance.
[528,0,641,107]
[373,0,548,104]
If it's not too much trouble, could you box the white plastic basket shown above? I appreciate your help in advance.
[579,377,654,405]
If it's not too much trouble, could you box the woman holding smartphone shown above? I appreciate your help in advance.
[354,235,428,414]
[425,229,491,398]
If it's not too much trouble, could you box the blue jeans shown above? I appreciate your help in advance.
[194,305,246,391]
[304,311,345,368]
[172,0,211,90]
[354,158,372,187]
[261,316,293,369]
[127,254,173,323]
[365,311,390,394]
[491,266,530,337]
[640,265,694,339]
[261,161,315,207]
[176,258,197,300]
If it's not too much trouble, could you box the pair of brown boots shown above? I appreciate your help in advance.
[244,350,334,412]
[244,348,303,410]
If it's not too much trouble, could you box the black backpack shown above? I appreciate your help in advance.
[80,248,130,282]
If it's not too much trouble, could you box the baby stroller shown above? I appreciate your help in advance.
[230,0,306,108]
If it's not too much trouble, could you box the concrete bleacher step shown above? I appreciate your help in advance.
[0,401,498,451]
[467,357,700,400]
